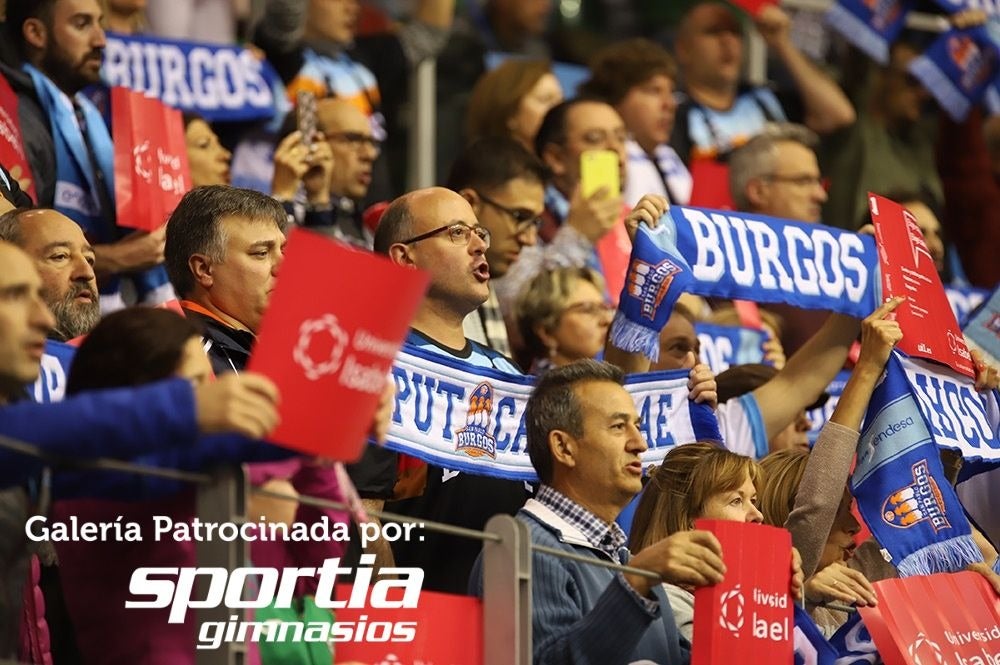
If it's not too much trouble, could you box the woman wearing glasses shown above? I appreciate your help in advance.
[514,266,615,372]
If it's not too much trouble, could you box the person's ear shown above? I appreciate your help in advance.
[189,254,214,289]
[388,243,415,267]
[533,323,559,358]
[745,177,769,211]
[549,430,577,468]
[22,18,48,52]
[541,142,567,178]
[459,188,483,216]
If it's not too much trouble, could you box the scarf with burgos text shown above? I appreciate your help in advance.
[851,351,988,577]
[383,343,721,481]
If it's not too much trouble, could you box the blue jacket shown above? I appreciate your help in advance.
[0,378,290,495]
[471,499,690,665]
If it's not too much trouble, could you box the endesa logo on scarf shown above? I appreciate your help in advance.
[692,520,793,665]
[248,229,429,459]
[859,572,1000,665]
[871,194,975,378]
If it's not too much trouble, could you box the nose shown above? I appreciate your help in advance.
[626,423,648,453]
[846,509,861,536]
[518,225,539,248]
[813,182,828,203]
[93,23,107,48]
[73,254,97,284]
[272,248,285,276]
[31,296,56,334]
[796,412,812,432]
[469,230,488,255]
[748,502,764,524]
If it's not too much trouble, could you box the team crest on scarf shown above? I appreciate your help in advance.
[628,257,682,321]
[882,459,952,532]
[456,382,497,459]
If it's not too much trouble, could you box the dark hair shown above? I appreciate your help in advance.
[66,308,202,394]
[579,38,677,106]
[533,97,606,158]
[525,359,624,484]
[6,0,57,56]
[372,195,415,256]
[164,185,287,297]
[445,136,547,193]
[0,208,32,245]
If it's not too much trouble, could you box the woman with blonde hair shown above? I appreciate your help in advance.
[515,266,613,372]
[629,442,775,641]
[466,59,564,149]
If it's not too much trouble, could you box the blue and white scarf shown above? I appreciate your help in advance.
[32,340,76,404]
[807,370,852,445]
[661,206,881,318]
[794,607,881,664]
[384,343,721,481]
[908,23,1000,122]
[609,224,693,361]
[103,32,281,123]
[695,322,769,374]
[825,0,913,64]
[946,284,988,327]
[964,285,1000,366]
[852,351,983,576]
[25,64,174,308]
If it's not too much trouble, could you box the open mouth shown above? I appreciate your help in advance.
[473,261,490,282]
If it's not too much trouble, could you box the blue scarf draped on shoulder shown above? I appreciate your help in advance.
[25,64,173,306]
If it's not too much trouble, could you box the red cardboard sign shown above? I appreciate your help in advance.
[247,228,429,460]
[688,157,736,210]
[729,0,773,16]
[333,584,483,665]
[112,87,190,231]
[0,72,37,201]
[859,571,1000,665]
[869,194,975,377]
[691,519,793,665]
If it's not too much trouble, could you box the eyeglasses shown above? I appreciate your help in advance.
[400,222,491,249]
[762,174,829,190]
[563,302,615,318]
[475,191,543,234]
[328,131,382,153]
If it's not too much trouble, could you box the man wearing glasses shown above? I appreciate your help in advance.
[272,98,383,248]
[445,136,547,357]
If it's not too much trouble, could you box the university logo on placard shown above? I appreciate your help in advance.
[907,633,944,665]
[628,258,682,321]
[456,382,498,459]
[719,585,745,636]
[292,314,350,381]
[882,460,951,532]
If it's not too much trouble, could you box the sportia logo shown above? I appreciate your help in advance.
[125,555,423,649]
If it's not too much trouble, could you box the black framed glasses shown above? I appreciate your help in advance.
[400,222,491,249]
[328,131,382,153]
[762,174,829,190]
[476,191,544,234]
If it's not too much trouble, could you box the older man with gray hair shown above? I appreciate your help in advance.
[728,122,826,224]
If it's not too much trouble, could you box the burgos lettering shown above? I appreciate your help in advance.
[628,257,682,321]
[680,208,869,302]
[455,382,498,459]
[126,555,421,649]
[882,459,951,532]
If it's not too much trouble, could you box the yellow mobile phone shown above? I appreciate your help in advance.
[580,149,621,198]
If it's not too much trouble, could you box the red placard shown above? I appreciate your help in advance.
[869,193,975,377]
[595,210,631,306]
[688,157,736,210]
[859,572,1000,665]
[247,228,429,459]
[112,87,190,231]
[333,584,483,664]
[0,72,37,202]
[691,519,793,665]
[729,0,773,16]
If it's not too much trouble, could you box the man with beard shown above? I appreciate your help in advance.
[0,207,98,404]
[0,208,99,341]
[5,0,171,310]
